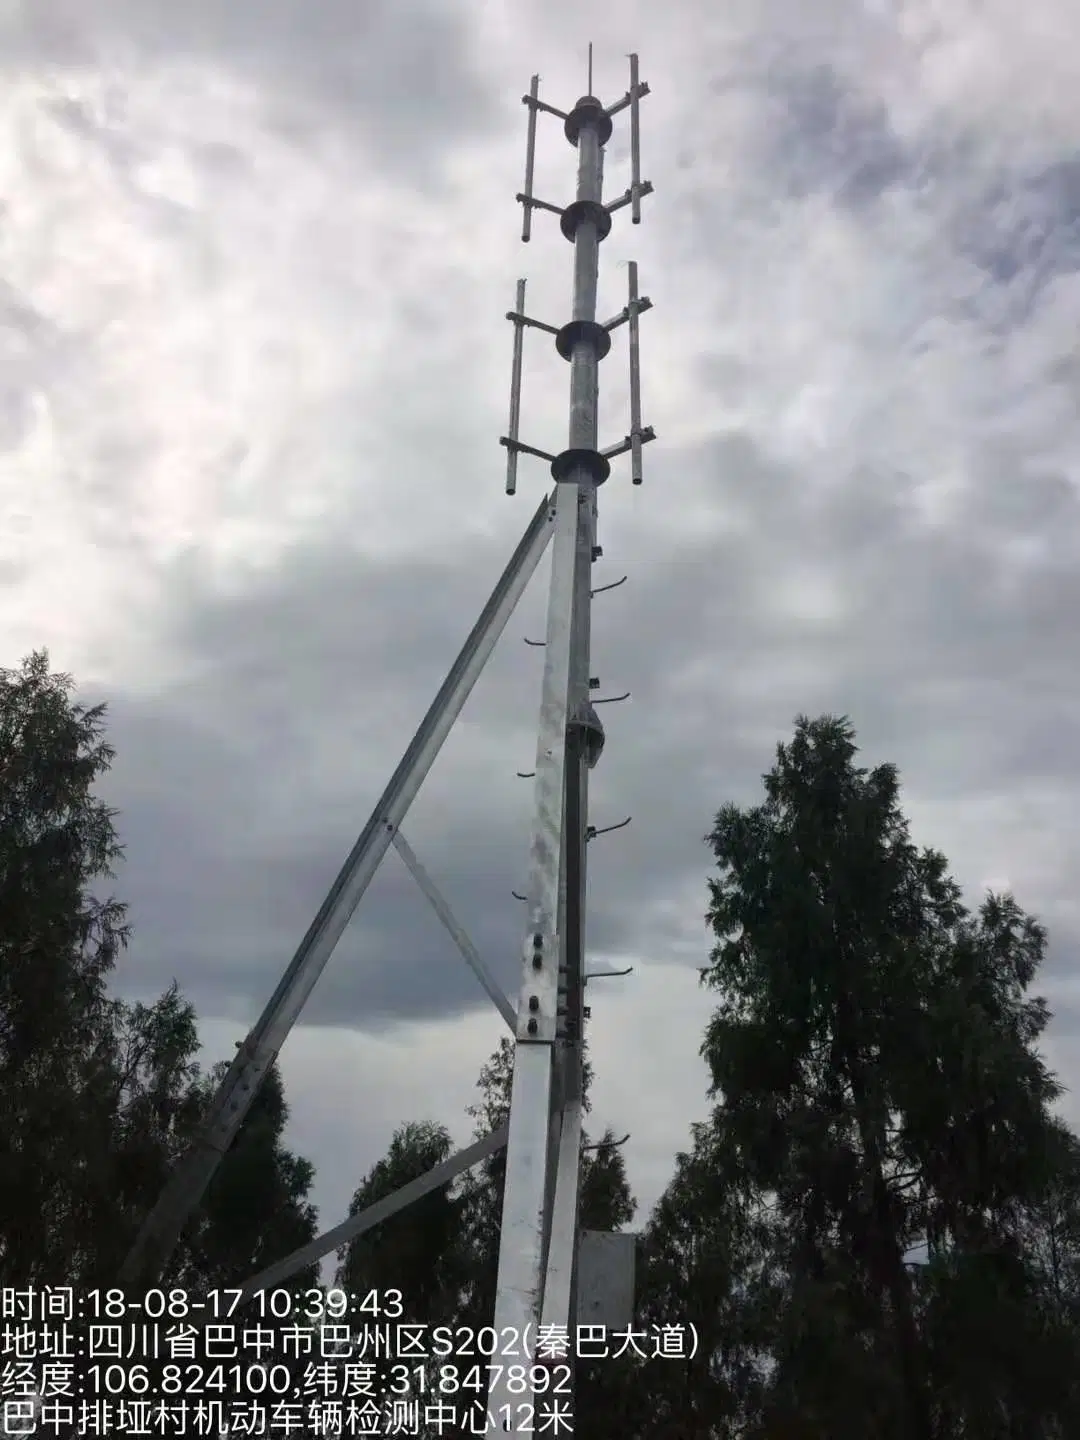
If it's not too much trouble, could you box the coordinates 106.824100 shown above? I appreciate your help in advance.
[80,1288,405,1321]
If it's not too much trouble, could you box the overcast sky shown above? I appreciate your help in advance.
[4,0,1080,1261]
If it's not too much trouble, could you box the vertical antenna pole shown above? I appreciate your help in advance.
[628,261,643,485]
[587,42,593,95]
[629,53,642,224]
[488,82,612,1438]
[489,52,652,1435]
[522,76,539,243]
[506,278,526,495]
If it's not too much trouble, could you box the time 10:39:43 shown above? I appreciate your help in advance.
[254,1288,404,1321]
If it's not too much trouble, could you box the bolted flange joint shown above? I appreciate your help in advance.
[555,319,611,363]
[551,449,610,485]
[564,95,613,148]
[559,199,612,244]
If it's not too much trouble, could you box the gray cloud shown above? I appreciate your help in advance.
[3,0,497,183]
[754,61,910,207]
[95,418,1080,1030]
[7,0,1080,1236]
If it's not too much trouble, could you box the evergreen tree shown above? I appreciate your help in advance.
[181,1057,319,1294]
[338,1035,637,1435]
[335,1119,470,1326]
[0,651,130,1285]
[633,1120,776,1438]
[0,651,320,1303]
[687,714,1080,1437]
[78,983,206,1282]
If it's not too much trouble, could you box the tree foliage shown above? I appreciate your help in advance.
[0,651,317,1300]
[337,1036,638,1435]
[0,652,130,1284]
[8,649,1080,1438]
[331,718,1080,1438]
[336,1119,471,1326]
[660,714,1080,1438]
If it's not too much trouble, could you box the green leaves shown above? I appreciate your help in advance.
[337,1119,468,1327]
[0,651,318,1302]
[181,1060,318,1293]
[679,714,1080,1435]
[0,651,132,1284]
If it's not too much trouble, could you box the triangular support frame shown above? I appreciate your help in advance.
[119,487,557,1289]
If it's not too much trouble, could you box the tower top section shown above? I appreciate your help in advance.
[501,50,655,496]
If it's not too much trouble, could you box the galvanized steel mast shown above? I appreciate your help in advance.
[117,45,653,1439]
[489,46,652,1436]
